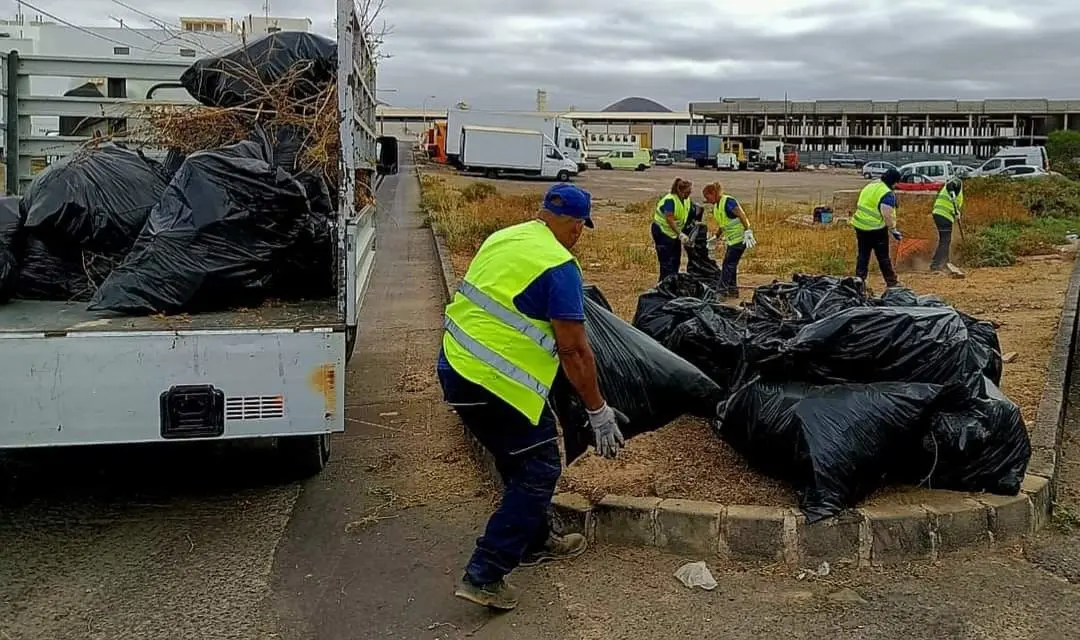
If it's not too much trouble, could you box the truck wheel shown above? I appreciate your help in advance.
[484,168,498,179]
[278,433,331,479]
[556,170,570,182]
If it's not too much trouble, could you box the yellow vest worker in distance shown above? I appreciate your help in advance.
[437,182,628,611]
[651,177,694,282]
[931,178,964,272]
[703,182,755,298]
[850,168,902,288]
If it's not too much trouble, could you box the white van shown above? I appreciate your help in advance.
[973,146,1048,176]
[898,161,953,182]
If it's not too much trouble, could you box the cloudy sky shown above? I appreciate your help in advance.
[25,0,1080,111]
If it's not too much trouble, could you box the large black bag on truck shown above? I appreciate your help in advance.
[87,137,314,314]
[21,144,169,255]
[717,378,961,521]
[552,288,726,463]
[0,196,21,302]
[180,32,337,109]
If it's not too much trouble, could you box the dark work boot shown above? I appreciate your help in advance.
[454,575,520,610]
[519,533,588,567]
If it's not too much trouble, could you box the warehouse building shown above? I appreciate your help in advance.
[689,98,1080,156]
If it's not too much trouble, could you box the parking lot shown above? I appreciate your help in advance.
[430,162,871,204]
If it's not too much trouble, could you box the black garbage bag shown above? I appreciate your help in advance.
[760,306,983,391]
[552,291,726,463]
[22,144,168,255]
[877,286,1003,385]
[269,171,336,299]
[717,377,960,521]
[180,32,337,109]
[0,196,21,301]
[632,274,717,342]
[87,138,312,314]
[13,236,100,301]
[749,274,870,324]
[683,221,725,291]
[912,379,1030,495]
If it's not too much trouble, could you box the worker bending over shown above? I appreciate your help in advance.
[652,178,694,282]
[851,168,902,288]
[931,177,963,272]
[703,182,755,297]
[438,183,627,611]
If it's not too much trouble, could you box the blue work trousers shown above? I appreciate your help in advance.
[438,365,561,586]
[651,222,682,283]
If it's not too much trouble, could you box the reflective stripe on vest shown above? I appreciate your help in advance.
[457,281,556,354]
[442,220,573,425]
[851,181,891,231]
[653,194,690,238]
[713,195,745,246]
[932,185,962,223]
[443,316,551,398]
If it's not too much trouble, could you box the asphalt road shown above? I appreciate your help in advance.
[5,144,1080,639]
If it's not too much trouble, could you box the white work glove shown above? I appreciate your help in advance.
[678,232,692,247]
[587,403,628,459]
[742,229,756,249]
[891,228,903,241]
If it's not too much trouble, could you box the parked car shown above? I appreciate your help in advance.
[952,165,975,178]
[861,160,897,179]
[654,151,674,166]
[715,152,739,170]
[893,172,942,192]
[1002,165,1049,179]
[596,148,652,171]
[829,152,860,168]
[897,160,953,183]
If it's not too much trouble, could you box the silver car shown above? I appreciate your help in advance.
[861,160,897,179]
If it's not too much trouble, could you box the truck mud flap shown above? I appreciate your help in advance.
[160,384,226,439]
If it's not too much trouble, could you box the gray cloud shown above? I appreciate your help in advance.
[49,1,1080,110]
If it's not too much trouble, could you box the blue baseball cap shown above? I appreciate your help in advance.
[543,183,594,228]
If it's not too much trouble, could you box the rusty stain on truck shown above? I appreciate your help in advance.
[309,363,336,416]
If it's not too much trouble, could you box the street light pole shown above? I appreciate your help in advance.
[422,94,436,133]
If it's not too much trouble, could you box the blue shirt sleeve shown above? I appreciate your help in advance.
[879,192,897,208]
[659,199,675,215]
[513,260,585,322]
[724,197,739,216]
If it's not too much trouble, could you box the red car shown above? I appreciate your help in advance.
[892,173,943,192]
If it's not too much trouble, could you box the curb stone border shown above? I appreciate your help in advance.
[421,171,1076,565]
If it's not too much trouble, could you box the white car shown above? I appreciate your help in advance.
[861,160,897,179]
[1001,165,1049,179]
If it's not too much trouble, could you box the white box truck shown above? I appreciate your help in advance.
[447,110,585,171]
[460,125,578,182]
[0,0,382,478]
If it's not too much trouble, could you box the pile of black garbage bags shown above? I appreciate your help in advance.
[0,32,339,314]
[559,260,1029,523]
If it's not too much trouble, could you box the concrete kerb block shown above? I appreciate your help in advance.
[655,499,725,557]
[859,504,934,565]
[925,499,991,553]
[1021,474,1052,532]
[593,496,661,547]
[797,510,863,566]
[551,492,593,540]
[977,493,1034,541]
[722,505,789,562]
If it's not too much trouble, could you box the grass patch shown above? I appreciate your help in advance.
[420,172,1080,279]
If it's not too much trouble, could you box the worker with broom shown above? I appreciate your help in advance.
[437,182,628,611]
[930,177,964,272]
[652,177,694,282]
[703,182,755,297]
[851,167,902,288]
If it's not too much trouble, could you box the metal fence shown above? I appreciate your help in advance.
[796,149,986,169]
[0,51,194,194]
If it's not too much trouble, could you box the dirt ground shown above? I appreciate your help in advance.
[433,165,1078,507]
[430,162,869,204]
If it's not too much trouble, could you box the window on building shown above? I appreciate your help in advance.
[113,46,129,55]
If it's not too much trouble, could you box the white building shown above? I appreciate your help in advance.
[0,12,313,137]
